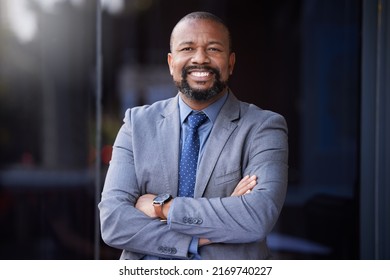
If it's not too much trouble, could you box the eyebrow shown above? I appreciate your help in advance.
[176,40,224,48]
[176,41,194,47]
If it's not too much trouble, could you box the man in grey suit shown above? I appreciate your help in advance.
[99,11,288,260]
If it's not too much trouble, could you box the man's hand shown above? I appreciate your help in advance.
[230,175,257,196]
[135,194,158,218]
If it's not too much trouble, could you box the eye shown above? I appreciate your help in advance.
[208,46,223,53]
[180,47,193,52]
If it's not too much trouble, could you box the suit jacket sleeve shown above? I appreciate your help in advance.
[168,110,289,244]
[98,108,193,259]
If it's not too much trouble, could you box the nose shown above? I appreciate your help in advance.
[191,48,210,64]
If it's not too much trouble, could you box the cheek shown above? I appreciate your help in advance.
[169,61,181,77]
[215,59,233,80]
[219,67,231,81]
[171,66,183,80]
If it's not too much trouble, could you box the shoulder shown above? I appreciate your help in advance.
[221,92,287,130]
[247,103,285,122]
[234,103,288,139]
[123,95,178,123]
[235,99,287,128]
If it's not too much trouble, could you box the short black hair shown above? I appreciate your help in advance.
[170,11,233,53]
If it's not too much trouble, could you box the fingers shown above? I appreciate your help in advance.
[199,238,212,247]
[231,175,257,196]
[243,175,257,193]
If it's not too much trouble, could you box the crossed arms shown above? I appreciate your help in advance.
[135,175,258,247]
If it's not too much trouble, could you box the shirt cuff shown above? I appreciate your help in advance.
[166,198,175,225]
[188,237,199,255]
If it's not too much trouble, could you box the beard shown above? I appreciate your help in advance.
[174,66,228,101]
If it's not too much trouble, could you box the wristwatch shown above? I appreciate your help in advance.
[153,194,172,220]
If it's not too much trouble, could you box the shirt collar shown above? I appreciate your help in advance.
[178,91,229,125]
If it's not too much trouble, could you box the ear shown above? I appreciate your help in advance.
[167,53,174,75]
[229,52,236,75]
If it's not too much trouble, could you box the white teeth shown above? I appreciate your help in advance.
[192,72,209,77]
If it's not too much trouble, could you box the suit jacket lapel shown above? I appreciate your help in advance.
[195,93,241,197]
[157,95,181,197]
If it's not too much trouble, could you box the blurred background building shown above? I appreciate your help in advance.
[0,0,388,259]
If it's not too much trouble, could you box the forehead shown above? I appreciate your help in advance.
[171,19,229,48]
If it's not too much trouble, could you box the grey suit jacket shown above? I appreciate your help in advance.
[98,92,288,260]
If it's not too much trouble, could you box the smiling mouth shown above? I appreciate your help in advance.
[190,71,211,77]
[182,66,218,83]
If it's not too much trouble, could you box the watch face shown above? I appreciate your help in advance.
[154,193,171,204]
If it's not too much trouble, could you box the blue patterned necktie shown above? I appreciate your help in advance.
[178,112,208,197]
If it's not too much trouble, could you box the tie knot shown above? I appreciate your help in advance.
[187,112,208,130]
